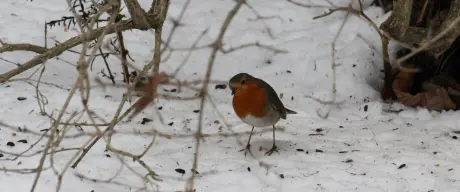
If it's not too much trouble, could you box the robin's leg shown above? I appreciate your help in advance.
[265,125,279,156]
[239,126,255,157]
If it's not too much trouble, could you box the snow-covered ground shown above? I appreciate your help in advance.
[2,0,460,191]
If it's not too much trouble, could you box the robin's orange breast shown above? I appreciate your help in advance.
[232,86,267,119]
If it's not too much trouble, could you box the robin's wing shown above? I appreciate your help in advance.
[256,79,288,119]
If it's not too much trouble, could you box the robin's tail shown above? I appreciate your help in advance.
[285,108,297,114]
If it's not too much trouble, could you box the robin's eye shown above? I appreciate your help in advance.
[241,80,246,85]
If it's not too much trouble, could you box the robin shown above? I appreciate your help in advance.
[229,73,297,156]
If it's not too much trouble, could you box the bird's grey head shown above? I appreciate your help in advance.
[228,73,256,95]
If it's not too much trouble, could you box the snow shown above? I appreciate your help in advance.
[1,0,460,191]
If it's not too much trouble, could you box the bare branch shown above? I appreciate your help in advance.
[0,43,48,54]
[0,20,135,83]
[123,0,151,29]
[186,0,246,191]
[221,42,288,54]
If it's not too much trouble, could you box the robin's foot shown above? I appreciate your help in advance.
[264,145,279,156]
[239,144,253,157]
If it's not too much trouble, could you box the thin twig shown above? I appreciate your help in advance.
[186,0,245,191]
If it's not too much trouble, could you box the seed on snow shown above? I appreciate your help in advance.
[191,169,199,174]
[215,84,227,89]
[397,164,406,169]
[175,168,186,175]
[343,159,353,163]
[141,118,152,125]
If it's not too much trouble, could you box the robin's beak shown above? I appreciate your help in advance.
[230,85,236,95]
[229,82,240,95]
